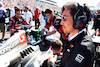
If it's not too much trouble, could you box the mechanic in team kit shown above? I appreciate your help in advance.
[8,8,29,36]
[41,9,66,42]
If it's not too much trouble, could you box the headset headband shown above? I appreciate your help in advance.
[74,3,87,21]
[73,3,87,30]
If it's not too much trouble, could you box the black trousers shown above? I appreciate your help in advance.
[35,19,40,29]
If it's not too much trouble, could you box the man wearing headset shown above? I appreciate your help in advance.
[59,2,94,67]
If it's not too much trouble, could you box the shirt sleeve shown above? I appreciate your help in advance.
[29,12,32,18]
[8,20,14,30]
[53,27,57,31]
[3,9,7,18]
[44,23,51,29]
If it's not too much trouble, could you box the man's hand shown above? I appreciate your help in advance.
[48,55,57,64]
[41,29,45,35]
[10,29,16,33]
[41,35,47,40]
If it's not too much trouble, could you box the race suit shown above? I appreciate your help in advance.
[8,16,28,30]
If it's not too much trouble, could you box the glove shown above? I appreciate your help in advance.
[41,35,47,40]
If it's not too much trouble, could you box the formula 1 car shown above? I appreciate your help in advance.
[0,30,58,67]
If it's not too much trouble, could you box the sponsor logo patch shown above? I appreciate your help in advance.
[75,54,84,63]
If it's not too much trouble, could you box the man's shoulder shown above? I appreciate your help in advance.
[55,16,61,20]
[56,18,61,21]
[27,11,32,15]
[73,35,94,58]
[55,17,61,23]
[55,15,61,19]
[21,15,25,19]
[10,16,15,21]
[0,8,6,12]
[80,35,94,53]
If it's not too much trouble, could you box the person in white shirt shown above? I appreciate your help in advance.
[23,6,32,24]
[39,11,46,29]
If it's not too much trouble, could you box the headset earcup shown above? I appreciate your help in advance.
[73,19,81,29]
[73,18,85,30]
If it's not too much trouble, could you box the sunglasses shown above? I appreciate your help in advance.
[61,16,70,21]
[17,14,21,15]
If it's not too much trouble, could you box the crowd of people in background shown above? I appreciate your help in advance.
[0,0,61,42]
[93,9,100,36]
[2,0,60,13]
[0,0,100,67]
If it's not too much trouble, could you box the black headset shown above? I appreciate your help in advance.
[73,3,87,31]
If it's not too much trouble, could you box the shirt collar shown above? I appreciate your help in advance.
[68,29,86,41]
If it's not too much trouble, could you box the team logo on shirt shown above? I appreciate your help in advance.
[75,54,84,63]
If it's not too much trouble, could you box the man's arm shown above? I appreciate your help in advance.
[3,11,7,18]
[46,30,56,36]
[41,22,51,35]
[41,27,57,36]
[29,17,32,24]
[41,28,46,34]
[8,18,15,30]
[21,19,29,25]
[21,16,29,25]
[29,12,33,23]
[47,55,57,67]
[8,19,16,34]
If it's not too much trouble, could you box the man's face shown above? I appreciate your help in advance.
[60,9,75,34]
[45,13,52,19]
[25,7,28,12]
[15,11,21,18]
